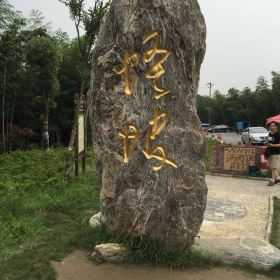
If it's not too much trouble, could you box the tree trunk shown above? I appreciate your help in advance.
[42,93,49,150]
[2,60,7,154]
[9,89,17,152]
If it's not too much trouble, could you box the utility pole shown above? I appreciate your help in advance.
[207,82,214,98]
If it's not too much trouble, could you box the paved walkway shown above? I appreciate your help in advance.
[199,175,280,240]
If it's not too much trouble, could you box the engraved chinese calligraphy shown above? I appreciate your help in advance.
[119,123,139,163]
[113,51,139,96]
[114,30,177,171]
[143,30,171,100]
[142,108,178,171]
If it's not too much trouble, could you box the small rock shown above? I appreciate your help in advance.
[90,251,103,263]
[89,212,103,228]
[91,243,127,263]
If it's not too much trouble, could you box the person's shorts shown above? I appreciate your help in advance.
[267,155,280,169]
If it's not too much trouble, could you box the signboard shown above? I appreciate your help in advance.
[236,122,244,130]
[78,113,85,154]
[223,147,255,172]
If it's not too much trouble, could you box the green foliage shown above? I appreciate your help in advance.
[0,1,110,151]
[0,0,16,32]
[59,0,110,97]
[270,198,280,248]
[263,197,280,278]
[205,139,221,171]
[0,11,62,151]
[197,73,280,127]
[27,9,51,31]
[25,28,61,99]
[0,148,102,278]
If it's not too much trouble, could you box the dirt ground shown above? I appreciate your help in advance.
[52,250,271,280]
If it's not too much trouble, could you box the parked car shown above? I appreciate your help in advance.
[241,127,268,145]
[201,123,210,133]
[207,125,233,133]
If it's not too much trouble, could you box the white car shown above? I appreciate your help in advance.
[241,127,268,145]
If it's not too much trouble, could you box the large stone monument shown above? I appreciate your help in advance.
[89,0,207,249]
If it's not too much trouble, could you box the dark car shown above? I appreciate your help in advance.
[207,125,232,133]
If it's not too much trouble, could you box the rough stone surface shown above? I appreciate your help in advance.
[89,0,207,249]
[89,212,103,228]
[91,243,126,263]
[195,237,280,270]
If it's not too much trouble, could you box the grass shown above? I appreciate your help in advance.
[205,138,221,171]
[0,148,105,279]
[0,146,222,279]
[254,197,280,278]
[270,198,280,248]
[121,235,221,269]
[1,143,279,278]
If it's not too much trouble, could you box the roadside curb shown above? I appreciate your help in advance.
[206,172,270,181]
[265,195,274,242]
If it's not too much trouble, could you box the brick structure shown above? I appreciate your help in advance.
[210,145,262,175]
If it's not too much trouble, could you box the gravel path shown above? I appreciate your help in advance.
[199,175,280,240]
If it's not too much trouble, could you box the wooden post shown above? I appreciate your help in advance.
[74,94,79,176]
[75,94,87,176]
[82,95,86,173]
[82,118,86,173]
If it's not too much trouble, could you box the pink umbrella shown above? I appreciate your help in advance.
[266,114,280,124]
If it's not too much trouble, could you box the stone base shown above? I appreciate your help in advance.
[90,237,280,271]
[195,237,280,270]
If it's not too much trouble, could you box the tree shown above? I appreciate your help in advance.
[25,28,60,150]
[254,76,272,123]
[256,75,269,92]
[197,95,213,124]
[59,0,110,172]
[271,71,280,115]
[0,0,16,32]
[0,15,26,152]
[54,37,80,145]
[27,9,51,31]
[59,0,110,98]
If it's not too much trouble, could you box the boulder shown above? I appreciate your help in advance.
[88,0,207,249]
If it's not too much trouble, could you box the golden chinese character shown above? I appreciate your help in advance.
[142,108,178,171]
[113,51,139,96]
[148,108,168,139]
[119,123,139,163]
[143,30,171,100]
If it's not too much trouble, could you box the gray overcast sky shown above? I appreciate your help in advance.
[10,0,280,96]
